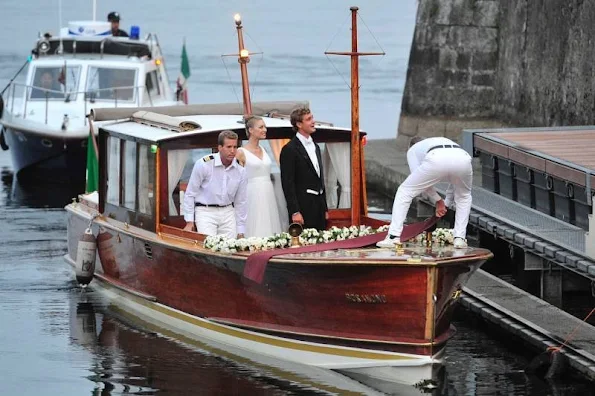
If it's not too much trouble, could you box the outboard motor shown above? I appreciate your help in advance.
[75,227,96,285]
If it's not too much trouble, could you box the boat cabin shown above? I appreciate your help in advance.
[3,21,175,128]
[92,107,383,239]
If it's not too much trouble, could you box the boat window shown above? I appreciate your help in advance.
[106,136,121,206]
[162,148,212,217]
[145,71,161,96]
[29,65,81,100]
[322,142,351,209]
[86,67,137,101]
[138,144,156,216]
[123,140,137,210]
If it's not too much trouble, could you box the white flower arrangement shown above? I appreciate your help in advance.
[205,225,382,253]
[413,228,455,246]
[203,225,456,254]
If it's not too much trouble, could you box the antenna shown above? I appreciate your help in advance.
[93,0,97,21]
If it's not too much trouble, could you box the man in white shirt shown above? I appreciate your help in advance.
[377,136,473,249]
[280,107,328,230]
[182,130,248,238]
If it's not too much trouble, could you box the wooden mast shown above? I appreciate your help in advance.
[234,13,253,117]
[325,6,384,225]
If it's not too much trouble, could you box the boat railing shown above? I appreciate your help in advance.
[3,82,154,125]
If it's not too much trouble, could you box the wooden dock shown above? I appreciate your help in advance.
[463,126,594,235]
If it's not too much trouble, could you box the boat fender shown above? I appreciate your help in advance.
[75,227,96,286]
[97,228,120,278]
[0,93,4,119]
[0,128,8,151]
[525,348,568,379]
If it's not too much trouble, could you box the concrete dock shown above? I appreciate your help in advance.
[364,138,595,381]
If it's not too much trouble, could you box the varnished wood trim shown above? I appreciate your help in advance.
[424,267,437,341]
[361,139,368,216]
[155,147,161,231]
[545,161,587,187]
[327,209,351,220]
[96,272,158,301]
[160,224,205,242]
[508,147,546,172]
[474,135,509,158]
[208,317,451,347]
[97,279,419,361]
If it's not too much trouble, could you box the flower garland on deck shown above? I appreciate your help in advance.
[204,225,455,253]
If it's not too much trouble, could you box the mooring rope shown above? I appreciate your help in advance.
[547,306,595,353]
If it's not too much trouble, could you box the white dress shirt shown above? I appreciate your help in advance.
[183,153,248,234]
[296,133,320,177]
[407,137,458,204]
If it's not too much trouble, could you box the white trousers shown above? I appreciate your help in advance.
[194,206,236,238]
[388,148,473,239]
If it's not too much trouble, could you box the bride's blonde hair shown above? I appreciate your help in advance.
[244,115,263,138]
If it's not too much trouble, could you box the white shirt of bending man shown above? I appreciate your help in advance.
[182,136,247,238]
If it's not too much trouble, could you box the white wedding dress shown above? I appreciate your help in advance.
[240,148,284,237]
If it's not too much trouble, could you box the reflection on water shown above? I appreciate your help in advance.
[1,167,83,209]
[69,289,414,396]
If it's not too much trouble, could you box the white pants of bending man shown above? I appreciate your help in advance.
[388,148,473,239]
[194,206,236,238]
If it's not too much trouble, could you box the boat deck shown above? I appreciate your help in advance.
[264,245,492,265]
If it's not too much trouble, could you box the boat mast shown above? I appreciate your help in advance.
[325,6,384,225]
[234,14,253,117]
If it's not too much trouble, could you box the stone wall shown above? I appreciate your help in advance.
[398,0,503,147]
[399,0,595,147]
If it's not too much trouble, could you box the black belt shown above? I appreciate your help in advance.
[195,202,233,208]
[427,144,460,153]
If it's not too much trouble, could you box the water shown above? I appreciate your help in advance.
[1,1,594,394]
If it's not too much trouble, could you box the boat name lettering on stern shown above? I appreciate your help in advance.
[344,293,387,304]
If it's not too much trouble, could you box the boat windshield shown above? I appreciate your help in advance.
[86,67,138,102]
[29,65,81,100]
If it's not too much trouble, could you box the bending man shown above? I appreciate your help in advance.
[377,136,472,249]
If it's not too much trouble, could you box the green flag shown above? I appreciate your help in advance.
[176,40,190,104]
[85,131,98,193]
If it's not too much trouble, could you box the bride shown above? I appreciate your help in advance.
[236,116,285,237]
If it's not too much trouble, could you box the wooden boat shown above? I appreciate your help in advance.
[64,7,493,391]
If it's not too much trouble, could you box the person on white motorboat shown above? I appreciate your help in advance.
[182,130,248,239]
[108,12,129,37]
[377,136,473,249]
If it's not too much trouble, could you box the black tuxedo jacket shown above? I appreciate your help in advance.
[280,136,327,230]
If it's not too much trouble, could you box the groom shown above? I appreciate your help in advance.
[280,107,328,230]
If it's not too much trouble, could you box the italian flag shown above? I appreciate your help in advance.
[176,40,190,104]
